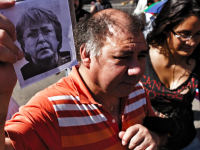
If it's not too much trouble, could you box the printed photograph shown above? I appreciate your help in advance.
[0,0,77,88]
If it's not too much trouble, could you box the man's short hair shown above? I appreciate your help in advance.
[16,7,62,54]
[74,9,146,62]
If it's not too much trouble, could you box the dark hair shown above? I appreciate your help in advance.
[147,0,155,6]
[147,0,200,60]
[74,9,146,62]
[77,0,83,11]
[16,7,62,61]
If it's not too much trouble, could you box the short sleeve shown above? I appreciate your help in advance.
[5,91,62,150]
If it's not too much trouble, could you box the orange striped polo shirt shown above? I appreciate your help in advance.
[5,66,155,150]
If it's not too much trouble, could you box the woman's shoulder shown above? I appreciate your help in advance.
[149,47,165,66]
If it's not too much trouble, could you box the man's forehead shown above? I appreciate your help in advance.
[104,33,148,55]
[119,42,148,52]
[106,31,147,45]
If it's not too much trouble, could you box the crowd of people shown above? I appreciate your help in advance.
[0,0,200,150]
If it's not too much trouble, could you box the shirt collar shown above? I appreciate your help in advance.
[68,66,98,104]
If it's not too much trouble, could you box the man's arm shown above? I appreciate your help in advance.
[0,0,24,149]
[118,89,168,149]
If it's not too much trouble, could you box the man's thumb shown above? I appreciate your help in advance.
[118,131,125,139]
[0,0,15,9]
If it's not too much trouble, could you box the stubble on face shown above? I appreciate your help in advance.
[90,22,146,97]
[80,9,147,100]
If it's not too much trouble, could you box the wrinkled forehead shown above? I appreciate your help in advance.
[107,24,144,43]
[104,32,148,57]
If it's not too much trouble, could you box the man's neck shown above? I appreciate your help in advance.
[78,65,120,112]
[78,65,122,127]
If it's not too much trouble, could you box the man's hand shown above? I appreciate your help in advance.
[0,14,24,98]
[119,124,167,150]
[0,1,23,149]
[0,0,15,9]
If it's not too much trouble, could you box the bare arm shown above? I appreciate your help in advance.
[0,1,24,149]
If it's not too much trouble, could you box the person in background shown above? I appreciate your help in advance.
[90,0,112,14]
[147,0,156,7]
[133,0,148,15]
[141,0,200,149]
[132,0,139,6]
[143,0,162,39]
[0,1,168,148]
[133,0,160,15]
[73,0,90,22]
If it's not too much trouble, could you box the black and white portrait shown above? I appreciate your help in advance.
[17,7,71,80]
[0,0,78,88]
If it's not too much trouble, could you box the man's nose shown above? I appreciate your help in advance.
[127,61,142,76]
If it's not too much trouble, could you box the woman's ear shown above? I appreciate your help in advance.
[80,43,90,68]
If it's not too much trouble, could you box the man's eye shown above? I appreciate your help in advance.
[114,56,130,59]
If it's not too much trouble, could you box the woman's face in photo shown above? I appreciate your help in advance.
[23,22,59,66]
[167,15,200,56]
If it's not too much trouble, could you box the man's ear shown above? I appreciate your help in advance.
[80,43,91,68]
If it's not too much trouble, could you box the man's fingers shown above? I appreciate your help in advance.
[0,29,16,50]
[121,126,138,146]
[145,145,157,150]
[0,14,15,40]
[0,44,23,63]
[0,28,24,61]
[130,138,151,150]
[118,131,125,139]
[0,0,15,9]
[128,132,144,149]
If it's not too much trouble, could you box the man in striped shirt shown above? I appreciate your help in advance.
[0,1,167,149]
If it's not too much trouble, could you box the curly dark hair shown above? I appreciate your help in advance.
[147,0,200,61]
[74,9,146,62]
